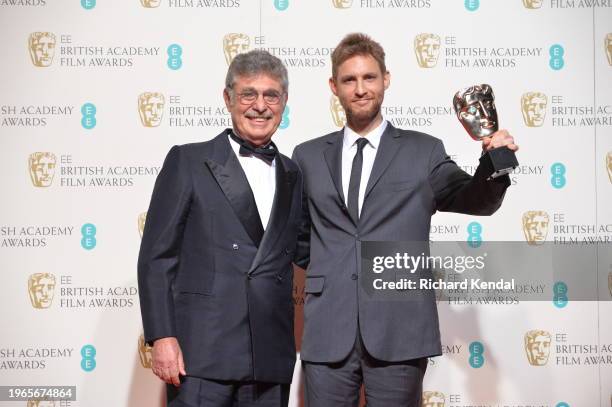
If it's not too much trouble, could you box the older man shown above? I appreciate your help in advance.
[138,49,302,407]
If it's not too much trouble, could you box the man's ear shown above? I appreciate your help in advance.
[383,71,391,90]
[223,88,232,109]
[329,77,338,96]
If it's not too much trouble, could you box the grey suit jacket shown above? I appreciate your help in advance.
[292,123,510,363]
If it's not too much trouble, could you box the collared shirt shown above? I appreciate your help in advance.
[341,119,388,216]
[228,133,277,229]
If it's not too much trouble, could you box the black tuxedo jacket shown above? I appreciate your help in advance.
[138,129,302,384]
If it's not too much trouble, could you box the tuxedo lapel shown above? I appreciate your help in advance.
[363,124,401,201]
[249,155,296,273]
[205,130,264,247]
[323,131,346,206]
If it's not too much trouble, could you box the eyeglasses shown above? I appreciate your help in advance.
[236,90,285,106]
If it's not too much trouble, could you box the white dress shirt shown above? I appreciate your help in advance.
[228,134,277,229]
[341,120,388,217]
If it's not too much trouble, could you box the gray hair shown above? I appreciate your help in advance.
[225,49,288,94]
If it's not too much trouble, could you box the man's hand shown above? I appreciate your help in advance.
[482,129,519,152]
[151,337,186,387]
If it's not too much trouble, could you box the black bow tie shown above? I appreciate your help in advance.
[230,131,277,164]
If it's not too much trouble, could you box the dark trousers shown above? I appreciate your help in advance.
[303,332,427,407]
[167,376,290,407]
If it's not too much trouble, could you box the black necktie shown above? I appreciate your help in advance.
[347,138,369,222]
[229,131,277,164]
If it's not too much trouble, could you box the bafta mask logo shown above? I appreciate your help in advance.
[422,391,445,407]
[332,0,353,7]
[606,33,612,66]
[522,0,544,9]
[223,33,250,66]
[138,334,153,368]
[522,211,549,245]
[453,84,498,139]
[524,329,551,366]
[606,151,612,183]
[28,152,56,188]
[138,212,147,238]
[330,95,347,128]
[138,92,165,127]
[27,401,55,407]
[28,273,56,309]
[414,33,441,68]
[140,0,161,8]
[521,92,548,127]
[28,32,56,67]
[608,271,612,298]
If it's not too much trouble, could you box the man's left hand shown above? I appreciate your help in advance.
[482,129,519,152]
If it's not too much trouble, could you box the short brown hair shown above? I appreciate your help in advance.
[331,33,386,79]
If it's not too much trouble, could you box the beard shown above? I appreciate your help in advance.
[343,98,382,126]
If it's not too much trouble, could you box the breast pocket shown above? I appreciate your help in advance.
[379,179,420,193]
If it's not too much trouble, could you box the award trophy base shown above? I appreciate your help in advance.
[480,147,519,180]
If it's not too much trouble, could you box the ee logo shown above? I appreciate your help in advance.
[465,0,479,11]
[553,281,568,308]
[467,221,482,248]
[469,341,485,368]
[549,44,565,70]
[81,223,97,250]
[550,162,566,189]
[81,344,96,372]
[167,44,183,70]
[81,103,96,130]
[279,106,290,129]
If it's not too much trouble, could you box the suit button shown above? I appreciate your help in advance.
[354,233,359,238]
[232,243,239,250]
[351,274,358,280]
[247,274,252,280]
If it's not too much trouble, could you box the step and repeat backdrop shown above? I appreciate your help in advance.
[1,0,611,406]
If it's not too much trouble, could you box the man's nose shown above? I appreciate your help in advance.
[252,95,268,112]
[355,80,366,96]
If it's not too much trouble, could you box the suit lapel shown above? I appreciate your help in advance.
[323,131,345,205]
[205,130,264,247]
[249,155,296,273]
[363,124,401,201]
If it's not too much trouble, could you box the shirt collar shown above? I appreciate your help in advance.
[343,119,387,150]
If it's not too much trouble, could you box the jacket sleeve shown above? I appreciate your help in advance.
[291,146,311,270]
[137,145,193,345]
[429,139,511,215]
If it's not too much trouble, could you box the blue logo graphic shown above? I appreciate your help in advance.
[467,221,482,248]
[167,44,183,70]
[553,281,568,308]
[469,341,485,368]
[464,0,479,11]
[81,103,96,130]
[81,223,97,250]
[274,0,289,10]
[555,403,569,407]
[549,44,565,70]
[550,162,566,189]
[81,0,95,9]
[279,105,290,129]
[81,344,96,372]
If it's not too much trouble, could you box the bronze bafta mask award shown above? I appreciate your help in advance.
[453,84,519,179]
